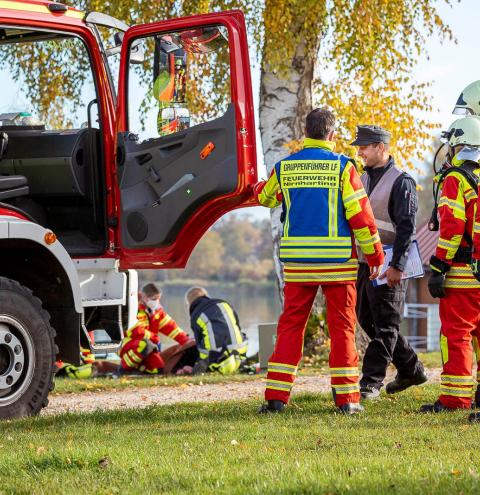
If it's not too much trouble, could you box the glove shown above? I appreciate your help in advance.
[471,258,480,283]
[428,255,450,298]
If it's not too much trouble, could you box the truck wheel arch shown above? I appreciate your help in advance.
[0,218,83,363]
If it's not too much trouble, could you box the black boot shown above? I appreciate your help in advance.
[468,412,480,422]
[337,403,364,415]
[386,368,428,395]
[419,400,456,413]
[257,400,286,414]
[475,387,480,408]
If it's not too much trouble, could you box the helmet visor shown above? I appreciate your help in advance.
[455,146,480,163]
[453,106,475,115]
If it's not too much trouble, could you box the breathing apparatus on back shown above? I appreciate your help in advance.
[428,115,480,233]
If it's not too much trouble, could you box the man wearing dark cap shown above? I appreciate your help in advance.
[351,125,427,399]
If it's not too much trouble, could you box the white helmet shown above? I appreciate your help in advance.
[446,116,480,148]
[453,80,480,116]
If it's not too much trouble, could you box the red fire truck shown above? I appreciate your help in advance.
[0,0,257,417]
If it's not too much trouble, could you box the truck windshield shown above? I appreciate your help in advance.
[0,28,98,130]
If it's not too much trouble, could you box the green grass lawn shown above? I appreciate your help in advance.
[2,385,480,494]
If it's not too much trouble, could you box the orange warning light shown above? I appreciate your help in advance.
[44,232,57,245]
[200,141,215,160]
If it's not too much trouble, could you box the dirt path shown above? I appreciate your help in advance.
[43,368,442,416]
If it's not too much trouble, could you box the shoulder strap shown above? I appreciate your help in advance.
[439,162,479,192]
[436,162,479,246]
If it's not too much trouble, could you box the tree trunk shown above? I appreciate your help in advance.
[259,40,316,303]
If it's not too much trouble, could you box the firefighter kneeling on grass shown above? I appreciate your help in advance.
[120,283,191,374]
[186,287,248,375]
[253,107,384,415]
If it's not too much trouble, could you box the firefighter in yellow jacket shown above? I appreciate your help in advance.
[253,108,384,415]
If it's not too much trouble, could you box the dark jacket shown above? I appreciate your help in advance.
[364,157,417,271]
[189,296,247,363]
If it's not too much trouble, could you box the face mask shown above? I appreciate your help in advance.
[146,299,161,312]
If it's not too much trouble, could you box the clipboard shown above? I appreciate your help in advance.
[372,240,424,287]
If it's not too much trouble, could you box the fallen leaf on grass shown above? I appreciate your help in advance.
[451,469,461,476]
[99,456,111,468]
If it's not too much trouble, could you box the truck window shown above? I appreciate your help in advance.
[0,29,106,256]
[0,32,98,130]
[128,25,231,142]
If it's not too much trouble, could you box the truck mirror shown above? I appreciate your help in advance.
[157,106,190,136]
[106,31,145,63]
[153,35,187,104]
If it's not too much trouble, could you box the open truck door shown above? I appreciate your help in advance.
[116,11,257,269]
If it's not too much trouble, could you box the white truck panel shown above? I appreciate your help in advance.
[74,258,126,307]
[1,216,83,313]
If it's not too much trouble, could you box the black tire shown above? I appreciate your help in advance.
[0,277,57,418]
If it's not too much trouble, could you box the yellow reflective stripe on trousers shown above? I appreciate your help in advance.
[122,353,137,369]
[266,379,293,392]
[268,363,297,375]
[268,362,296,369]
[330,367,359,377]
[167,327,181,339]
[440,386,473,397]
[473,337,480,363]
[440,334,448,365]
[127,350,142,363]
[332,383,360,394]
[441,375,475,385]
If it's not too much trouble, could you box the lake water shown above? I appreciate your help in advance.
[157,284,282,356]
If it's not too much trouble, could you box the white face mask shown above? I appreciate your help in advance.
[146,299,161,312]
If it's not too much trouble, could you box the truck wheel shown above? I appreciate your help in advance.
[0,277,57,418]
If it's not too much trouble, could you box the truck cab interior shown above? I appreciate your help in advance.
[0,27,106,256]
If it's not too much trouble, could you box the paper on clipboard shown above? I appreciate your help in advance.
[372,240,424,286]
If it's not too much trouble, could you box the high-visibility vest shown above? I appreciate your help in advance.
[189,297,247,361]
[275,147,353,263]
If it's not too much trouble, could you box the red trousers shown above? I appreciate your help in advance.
[438,289,480,408]
[120,338,165,374]
[265,282,359,406]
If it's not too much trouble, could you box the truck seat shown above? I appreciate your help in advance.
[0,174,29,201]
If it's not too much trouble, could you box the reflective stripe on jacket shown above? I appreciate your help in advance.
[189,296,247,360]
[255,138,384,282]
